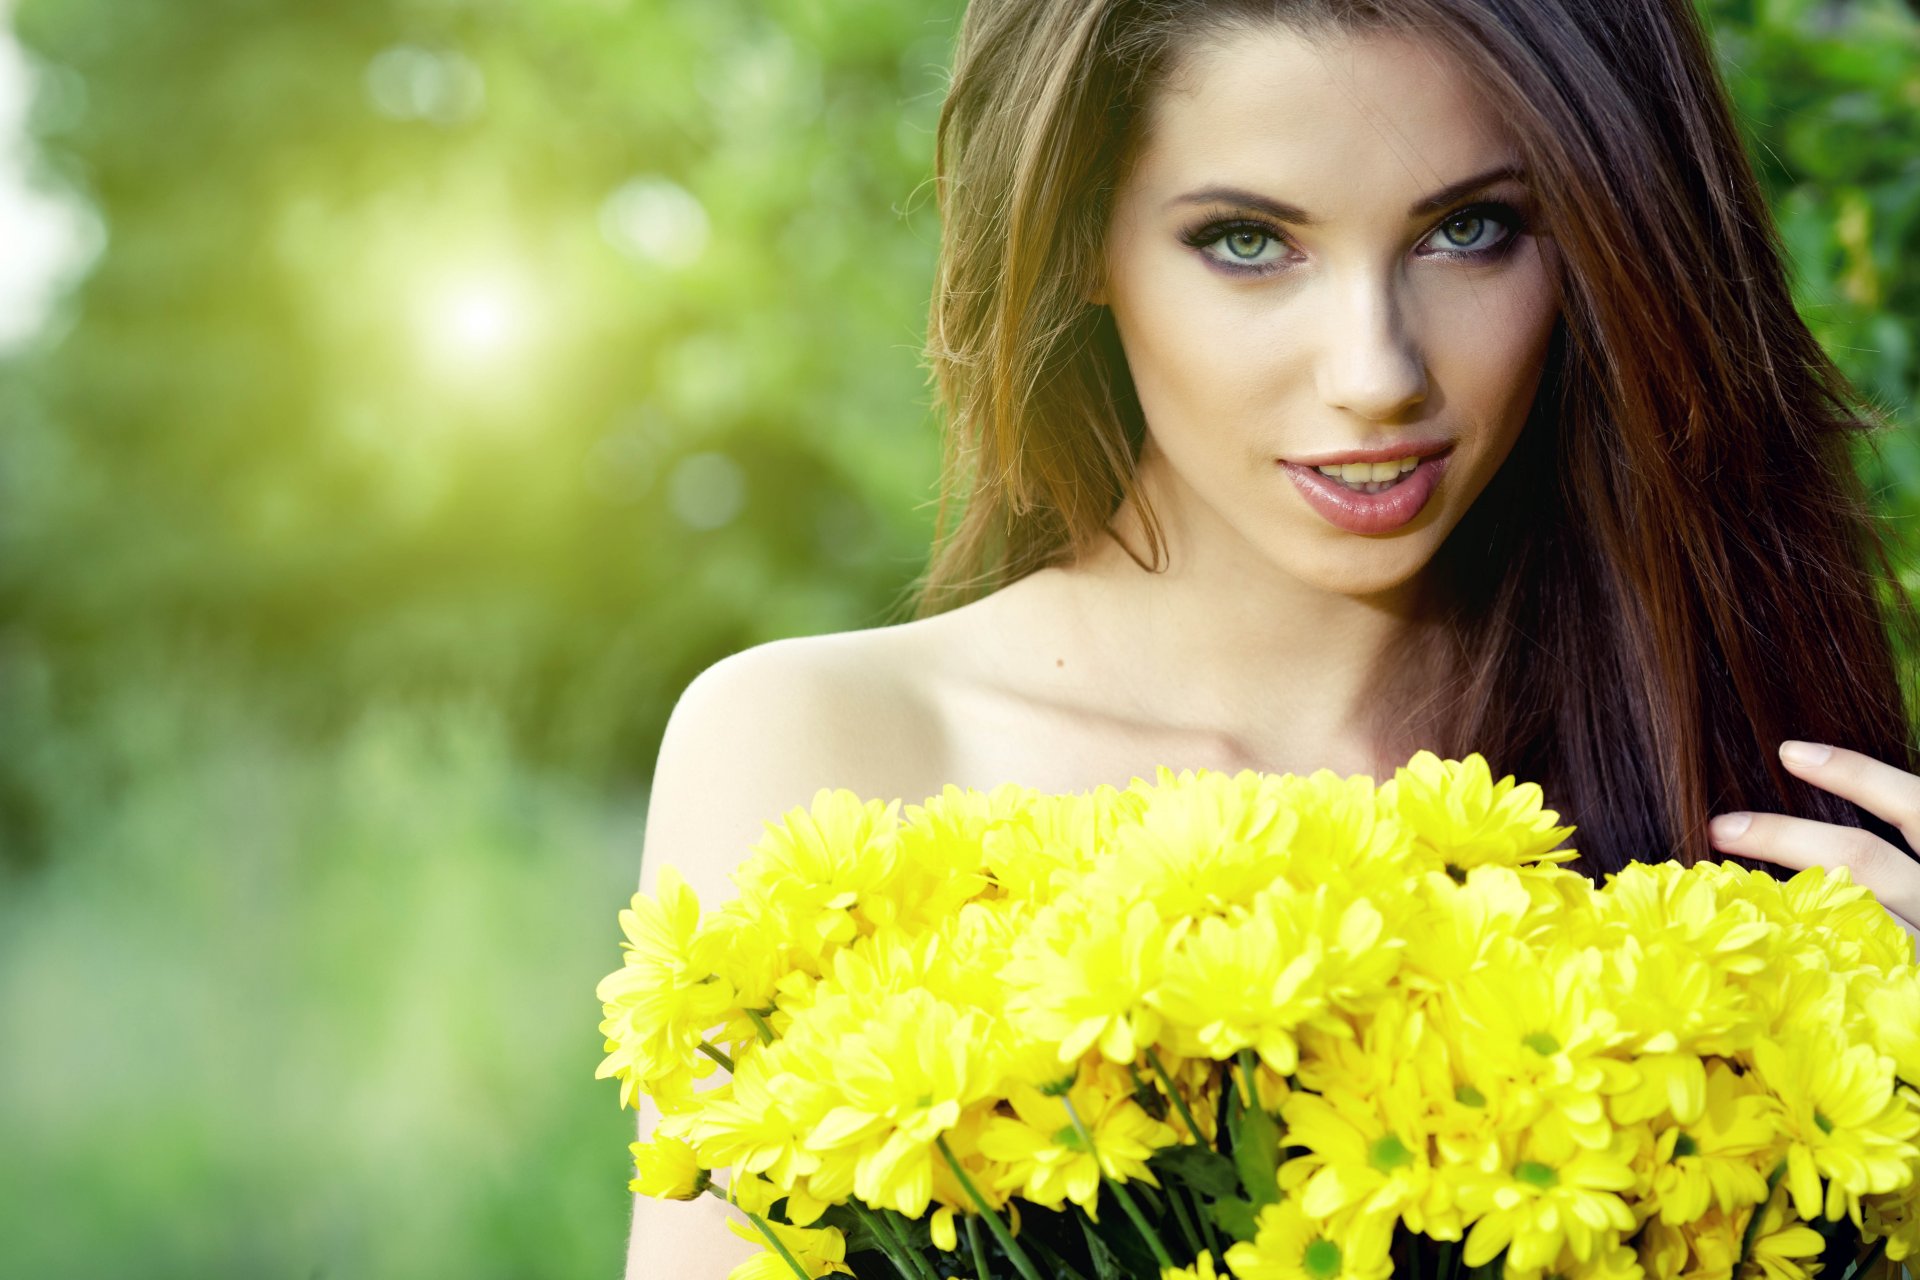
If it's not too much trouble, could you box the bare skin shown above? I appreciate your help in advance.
[881,23,1565,796]
[622,21,1566,1278]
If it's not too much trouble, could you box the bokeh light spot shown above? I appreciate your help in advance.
[365,45,486,125]
[667,451,746,530]
[600,177,709,269]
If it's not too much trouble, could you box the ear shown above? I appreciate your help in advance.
[1086,275,1109,307]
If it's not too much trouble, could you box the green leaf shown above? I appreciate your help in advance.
[1208,1196,1261,1242]
[1227,1083,1282,1209]
[1150,1144,1241,1200]
[1089,1192,1166,1278]
[1077,1214,1124,1280]
[815,1203,886,1255]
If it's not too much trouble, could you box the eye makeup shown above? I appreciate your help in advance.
[1176,197,1534,277]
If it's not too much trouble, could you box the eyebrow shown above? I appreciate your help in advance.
[1165,162,1529,226]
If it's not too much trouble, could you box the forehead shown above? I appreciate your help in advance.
[1134,25,1519,205]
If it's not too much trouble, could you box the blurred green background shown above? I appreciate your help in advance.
[0,0,1915,1275]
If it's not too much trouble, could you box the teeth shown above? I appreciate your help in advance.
[1315,455,1420,481]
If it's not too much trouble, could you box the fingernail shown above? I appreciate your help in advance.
[1710,812,1752,841]
[1781,741,1832,767]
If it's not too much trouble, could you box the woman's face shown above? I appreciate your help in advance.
[1095,23,1563,598]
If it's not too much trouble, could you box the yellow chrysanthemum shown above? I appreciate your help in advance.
[1862,1170,1920,1264]
[731,788,904,975]
[884,783,1012,929]
[1281,998,1461,1241]
[721,1212,854,1279]
[976,1058,1178,1220]
[1637,1057,1776,1226]
[1773,862,1919,975]
[1397,863,1537,1000]
[1221,1194,1394,1280]
[593,750,1920,1277]
[629,1133,707,1199]
[595,863,736,1108]
[1860,968,1920,1083]
[1274,769,1418,896]
[1379,751,1578,876]
[1164,1248,1225,1279]
[1453,1126,1640,1271]
[780,989,1000,1218]
[1090,768,1301,918]
[674,1049,826,1192]
[1500,1231,1646,1280]
[1152,881,1339,1074]
[1003,897,1177,1064]
[1449,937,1637,1158]
[1592,863,1775,1072]
[977,787,1112,903]
[1749,1036,1920,1229]
[1639,1182,1822,1280]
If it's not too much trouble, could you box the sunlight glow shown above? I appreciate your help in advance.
[417,270,537,374]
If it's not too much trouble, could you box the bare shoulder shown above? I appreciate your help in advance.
[619,582,1086,1278]
[636,623,948,903]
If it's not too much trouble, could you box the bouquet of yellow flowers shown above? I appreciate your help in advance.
[594,752,1920,1280]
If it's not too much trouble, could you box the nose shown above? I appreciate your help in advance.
[1314,271,1429,421]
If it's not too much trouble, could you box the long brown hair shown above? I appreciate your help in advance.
[899,0,1920,882]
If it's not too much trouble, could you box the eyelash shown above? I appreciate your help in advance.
[1178,199,1531,276]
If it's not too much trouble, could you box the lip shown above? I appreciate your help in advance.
[1284,439,1455,467]
[1279,449,1450,535]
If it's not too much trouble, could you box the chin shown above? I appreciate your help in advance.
[1277,539,1435,599]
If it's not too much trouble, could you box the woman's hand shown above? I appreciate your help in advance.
[1705,740,1920,959]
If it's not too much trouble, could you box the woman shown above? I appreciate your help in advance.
[623,0,1920,1274]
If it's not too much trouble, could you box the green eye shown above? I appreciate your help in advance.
[1225,230,1271,259]
[1437,212,1489,249]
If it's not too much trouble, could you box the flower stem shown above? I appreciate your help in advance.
[1736,1163,1787,1278]
[743,1208,813,1280]
[1059,1095,1176,1272]
[745,1007,777,1045]
[1143,1048,1207,1144]
[1163,1173,1206,1257]
[1189,1177,1223,1259]
[697,1040,735,1072]
[1142,1048,1227,1255]
[965,1212,995,1280]
[849,1200,938,1280]
[1843,1237,1889,1280]
[935,1136,1046,1280]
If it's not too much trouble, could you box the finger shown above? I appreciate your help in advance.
[1708,808,1920,931]
[1776,740,1920,852]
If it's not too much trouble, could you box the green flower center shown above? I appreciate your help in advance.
[1672,1132,1697,1159]
[1515,1160,1558,1190]
[1814,1110,1833,1135]
[1368,1134,1414,1172]
[1303,1237,1343,1280]
[1522,1031,1561,1055]
[1054,1123,1091,1152]
[1454,1084,1486,1108]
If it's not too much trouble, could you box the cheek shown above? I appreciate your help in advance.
[1107,251,1285,446]
[1428,247,1562,431]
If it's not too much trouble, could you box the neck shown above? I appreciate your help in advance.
[1062,450,1428,779]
